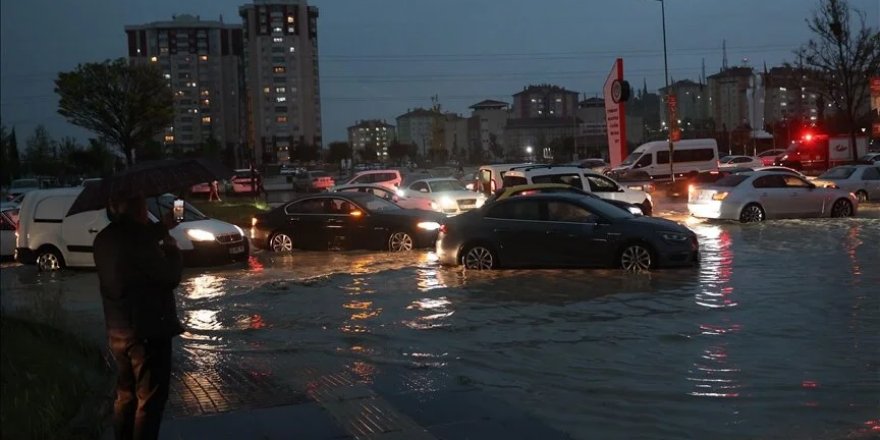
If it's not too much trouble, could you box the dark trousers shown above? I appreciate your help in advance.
[109,336,173,440]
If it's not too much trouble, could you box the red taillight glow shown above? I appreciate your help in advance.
[439,224,448,234]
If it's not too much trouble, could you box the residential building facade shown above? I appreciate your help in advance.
[125,15,244,159]
[505,85,580,159]
[396,108,442,157]
[658,79,710,125]
[347,119,394,159]
[239,0,321,165]
[707,67,754,131]
[467,100,509,159]
[763,66,823,125]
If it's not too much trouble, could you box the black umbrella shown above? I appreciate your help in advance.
[67,158,232,217]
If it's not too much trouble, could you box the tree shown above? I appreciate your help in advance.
[7,128,20,180]
[55,58,173,165]
[326,141,351,165]
[24,125,59,176]
[387,140,410,164]
[488,133,504,159]
[797,0,880,160]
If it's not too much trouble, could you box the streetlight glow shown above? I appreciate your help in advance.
[525,146,534,154]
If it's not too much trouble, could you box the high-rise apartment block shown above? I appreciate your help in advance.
[125,15,245,157]
[348,119,395,159]
[239,0,322,164]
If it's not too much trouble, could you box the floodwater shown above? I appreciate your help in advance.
[2,203,879,439]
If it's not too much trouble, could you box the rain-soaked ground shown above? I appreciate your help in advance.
[1,202,879,439]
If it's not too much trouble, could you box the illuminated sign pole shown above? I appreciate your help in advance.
[871,77,880,138]
[604,59,630,167]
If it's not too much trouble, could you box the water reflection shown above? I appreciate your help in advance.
[182,274,227,300]
[404,296,455,330]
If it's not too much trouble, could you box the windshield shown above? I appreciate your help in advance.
[580,196,634,220]
[10,179,37,189]
[428,180,466,192]
[147,195,208,222]
[819,167,855,179]
[619,152,643,166]
[713,175,750,187]
[362,197,401,212]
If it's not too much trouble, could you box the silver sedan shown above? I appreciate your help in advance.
[813,165,880,203]
[688,171,858,222]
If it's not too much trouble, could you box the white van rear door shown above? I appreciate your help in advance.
[61,209,109,267]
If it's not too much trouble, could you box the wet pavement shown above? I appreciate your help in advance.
[1,201,879,439]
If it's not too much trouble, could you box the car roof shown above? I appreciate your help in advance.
[290,191,374,203]
[501,183,572,193]
[333,184,391,191]
[409,177,459,183]
[505,165,601,176]
[353,169,399,174]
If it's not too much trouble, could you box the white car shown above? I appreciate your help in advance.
[331,184,433,210]
[403,178,486,215]
[758,149,787,166]
[688,171,858,223]
[813,165,880,203]
[340,170,402,191]
[572,158,609,173]
[859,153,880,164]
[1,207,19,258]
[719,155,763,169]
[502,165,654,216]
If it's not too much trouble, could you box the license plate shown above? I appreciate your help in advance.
[229,245,245,254]
[460,204,475,210]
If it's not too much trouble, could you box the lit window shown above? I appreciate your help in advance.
[273,66,286,73]
[287,27,294,33]
[150,56,158,62]
[263,87,270,94]
[201,90,210,96]
[276,115,288,123]
[273,37,283,43]
[201,116,211,124]
[289,47,295,53]
[203,99,210,105]
[199,55,208,61]
[273,26,282,33]
[163,73,171,79]
[164,135,175,142]
[275,87,286,93]
[276,96,286,102]
[287,16,294,24]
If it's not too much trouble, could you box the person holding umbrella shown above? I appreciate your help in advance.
[94,192,183,440]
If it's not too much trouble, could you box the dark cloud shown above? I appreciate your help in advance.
[2,0,877,143]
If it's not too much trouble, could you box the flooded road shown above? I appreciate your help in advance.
[2,204,879,439]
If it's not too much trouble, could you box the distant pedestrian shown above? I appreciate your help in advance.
[209,180,222,202]
[94,194,184,440]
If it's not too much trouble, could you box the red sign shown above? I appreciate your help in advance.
[671,129,682,142]
[873,123,880,138]
[604,59,627,167]
[871,77,880,94]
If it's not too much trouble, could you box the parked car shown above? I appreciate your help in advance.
[488,183,645,215]
[295,171,335,192]
[15,189,248,271]
[340,169,402,190]
[758,149,787,166]
[250,192,445,252]
[665,170,734,200]
[719,155,764,169]
[476,163,533,196]
[502,165,654,215]
[191,181,212,196]
[813,165,880,203]
[7,177,58,200]
[332,184,433,210]
[280,165,306,176]
[688,171,858,223]
[571,158,609,173]
[230,169,262,194]
[858,153,880,164]
[609,138,720,179]
[403,178,487,215]
[0,193,25,209]
[1,207,19,258]
[436,193,698,270]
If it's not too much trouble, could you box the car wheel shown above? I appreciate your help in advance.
[619,243,653,271]
[739,204,765,223]
[831,199,853,218]
[462,245,497,270]
[855,190,868,203]
[36,247,65,272]
[269,233,293,252]
[388,231,414,252]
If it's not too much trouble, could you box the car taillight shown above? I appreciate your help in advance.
[439,224,448,234]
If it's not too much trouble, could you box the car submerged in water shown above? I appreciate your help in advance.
[436,193,698,271]
[688,171,858,222]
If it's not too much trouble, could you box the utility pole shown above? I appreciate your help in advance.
[658,0,675,182]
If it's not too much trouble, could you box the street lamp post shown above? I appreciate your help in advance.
[657,0,675,182]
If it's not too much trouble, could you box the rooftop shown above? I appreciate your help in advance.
[659,79,704,91]
[707,67,754,80]
[469,99,509,109]
[124,14,240,30]
[348,119,394,129]
[513,84,578,96]
[396,108,442,119]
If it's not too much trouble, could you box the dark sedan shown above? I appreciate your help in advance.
[437,193,698,270]
[252,192,445,252]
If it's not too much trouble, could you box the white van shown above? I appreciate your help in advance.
[476,163,533,196]
[502,165,653,215]
[16,189,249,271]
[610,138,719,179]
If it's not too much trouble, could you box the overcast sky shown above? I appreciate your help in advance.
[1,0,877,145]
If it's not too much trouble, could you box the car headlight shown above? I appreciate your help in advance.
[186,229,216,241]
[430,201,439,210]
[476,196,486,207]
[659,231,689,242]
[628,206,644,215]
[417,221,441,231]
[439,196,456,208]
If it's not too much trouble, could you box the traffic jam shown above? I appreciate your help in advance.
[3,135,878,273]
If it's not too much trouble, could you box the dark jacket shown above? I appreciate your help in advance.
[94,215,184,340]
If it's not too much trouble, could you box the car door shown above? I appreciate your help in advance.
[782,175,823,216]
[751,175,790,218]
[859,167,880,200]
[283,198,327,249]
[321,197,359,249]
[0,210,17,257]
[61,209,110,266]
[483,199,547,266]
[544,200,610,267]
[585,174,633,203]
